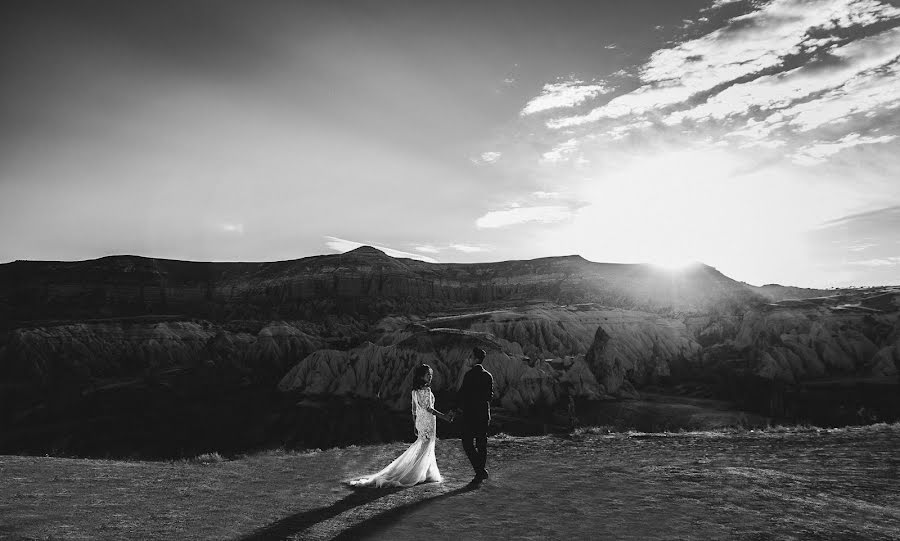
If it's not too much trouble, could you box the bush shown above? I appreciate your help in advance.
[189,452,225,464]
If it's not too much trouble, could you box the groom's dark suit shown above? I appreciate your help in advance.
[459,363,493,478]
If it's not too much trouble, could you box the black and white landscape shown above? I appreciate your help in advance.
[2,0,900,539]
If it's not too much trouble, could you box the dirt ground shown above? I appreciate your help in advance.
[2,424,899,540]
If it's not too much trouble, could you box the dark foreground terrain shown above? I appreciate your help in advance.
[2,424,898,540]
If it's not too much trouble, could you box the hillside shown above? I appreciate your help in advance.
[0,247,763,328]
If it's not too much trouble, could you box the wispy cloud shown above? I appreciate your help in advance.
[604,120,652,140]
[222,223,244,234]
[476,205,575,229]
[540,138,579,163]
[450,243,489,253]
[324,236,438,263]
[818,205,900,229]
[478,151,501,164]
[849,256,900,266]
[792,133,897,165]
[413,243,491,254]
[521,80,609,116]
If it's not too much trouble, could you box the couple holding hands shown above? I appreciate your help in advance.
[349,348,494,487]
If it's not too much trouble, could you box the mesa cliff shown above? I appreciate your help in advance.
[0,246,762,328]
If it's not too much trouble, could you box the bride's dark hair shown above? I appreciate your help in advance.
[412,364,433,390]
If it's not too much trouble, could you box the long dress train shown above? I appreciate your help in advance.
[348,388,442,487]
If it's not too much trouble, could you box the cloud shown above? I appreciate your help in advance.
[478,151,502,164]
[521,80,609,116]
[540,138,579,163]
[324,236,438,263]
[664,26,900,127]
[849,256,900,266]
[546,0,900,130]
[707,0,746,8]
[816,205,900,230]
[413,243,491,254]
[817,205,900,231]
[604,120,653,140]
[792,132,897,165]
[476,205,574,228]
[222,223,244,233]
[785,62,900,132]
[450,243,489,253]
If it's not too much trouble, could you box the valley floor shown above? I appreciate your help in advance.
[2,424,899,540]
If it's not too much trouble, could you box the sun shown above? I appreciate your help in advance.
[547,149,743,271]
[534,141,833,287]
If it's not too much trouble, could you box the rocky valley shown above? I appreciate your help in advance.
[1,247,898,457]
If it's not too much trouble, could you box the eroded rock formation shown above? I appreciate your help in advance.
[584,311,703,396]
[0,319,323,386]
[278,328,603,415]
[368,305,706,399]
[731,296,900,382]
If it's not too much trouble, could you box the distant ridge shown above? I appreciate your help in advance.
[0,248,766,327]
[748,283,841,302]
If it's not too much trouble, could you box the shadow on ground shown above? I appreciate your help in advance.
[331,483,481,540]
[239,482,480,541]
[238,487,403,541]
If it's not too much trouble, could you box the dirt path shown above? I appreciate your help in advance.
[2,425,899,540]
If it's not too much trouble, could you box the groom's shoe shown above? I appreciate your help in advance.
[475,469,489,481]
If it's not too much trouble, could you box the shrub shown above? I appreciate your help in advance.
[190,452,225,464]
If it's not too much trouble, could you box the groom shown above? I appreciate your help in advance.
[457,347,494,483]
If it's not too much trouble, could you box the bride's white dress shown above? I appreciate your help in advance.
[349,388,442,487]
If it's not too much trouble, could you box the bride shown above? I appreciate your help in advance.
[349,364,452,487]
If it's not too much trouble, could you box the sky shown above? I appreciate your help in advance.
[1,0,899,288]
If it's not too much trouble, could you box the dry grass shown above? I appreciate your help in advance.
[2,424,899,540]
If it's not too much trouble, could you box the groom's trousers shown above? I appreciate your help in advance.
[462,433,488,473]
